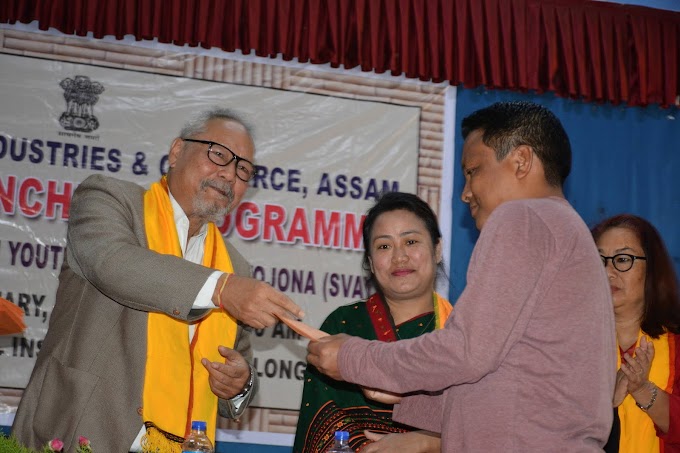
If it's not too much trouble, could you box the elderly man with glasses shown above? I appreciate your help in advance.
[12,107,304,453]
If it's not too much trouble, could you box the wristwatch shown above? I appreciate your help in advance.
[231,363,255,400]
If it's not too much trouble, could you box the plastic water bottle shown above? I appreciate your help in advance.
[327,430,353,452]
[181,420,214,453]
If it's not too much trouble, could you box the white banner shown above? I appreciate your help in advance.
[0,53,419,410]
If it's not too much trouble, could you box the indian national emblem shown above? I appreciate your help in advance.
[59,75,105,132]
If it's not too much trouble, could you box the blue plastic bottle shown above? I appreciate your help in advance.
[181,420,214,453]
[327,430,353,452]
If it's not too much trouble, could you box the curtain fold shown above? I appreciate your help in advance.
[1,0,678,107]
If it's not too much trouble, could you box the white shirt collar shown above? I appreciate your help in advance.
[168,190,207,259]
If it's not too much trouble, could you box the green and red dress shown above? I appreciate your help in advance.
[293,292,451,453]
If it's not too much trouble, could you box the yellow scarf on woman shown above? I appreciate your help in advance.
[141,176,238,450]
[618,331,673,453]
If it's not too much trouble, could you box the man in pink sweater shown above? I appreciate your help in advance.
[307,101,616,451]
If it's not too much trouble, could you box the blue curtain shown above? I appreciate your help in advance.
[448,88,680,302]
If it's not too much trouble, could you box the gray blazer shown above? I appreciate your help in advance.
[12,174,257,452]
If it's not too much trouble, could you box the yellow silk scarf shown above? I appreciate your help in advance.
[618,332,671,453]
[141,176,238,447]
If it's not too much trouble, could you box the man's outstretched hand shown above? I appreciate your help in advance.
[215,274,304,329]
[306,334,352,381]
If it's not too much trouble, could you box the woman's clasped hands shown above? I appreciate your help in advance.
[614,336,655,407]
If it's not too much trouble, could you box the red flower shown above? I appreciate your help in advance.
[48,438,64,451]
[78,436,91,447]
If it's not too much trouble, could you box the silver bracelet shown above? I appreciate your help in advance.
[231,363,255,400]
[635,382,659,411]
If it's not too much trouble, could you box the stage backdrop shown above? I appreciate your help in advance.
[448,88,680,302]
[0,52,420,410]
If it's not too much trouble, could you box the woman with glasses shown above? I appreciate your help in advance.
[592,214,680,452]
[293,192,451,453]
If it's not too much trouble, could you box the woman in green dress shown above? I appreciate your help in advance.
[294,192,451,452]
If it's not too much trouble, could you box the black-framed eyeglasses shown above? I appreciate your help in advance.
[181,138,255,182]
[600,254,647,272]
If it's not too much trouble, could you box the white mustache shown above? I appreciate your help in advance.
[201,179,234,204]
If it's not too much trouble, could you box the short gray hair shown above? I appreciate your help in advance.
[179,107,255,139]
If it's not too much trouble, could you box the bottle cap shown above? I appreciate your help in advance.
[191,420,207,431]
[334,431,349,441]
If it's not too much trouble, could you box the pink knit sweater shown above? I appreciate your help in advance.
[338,197,617,452]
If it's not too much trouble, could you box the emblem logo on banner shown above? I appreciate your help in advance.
[58,75,105,132]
